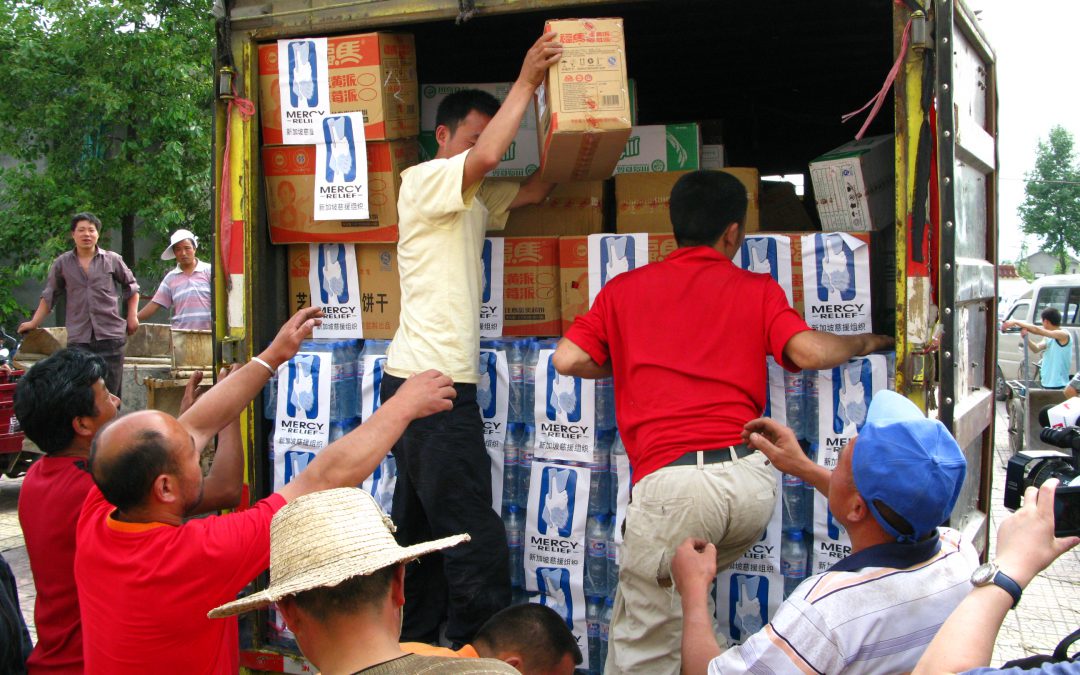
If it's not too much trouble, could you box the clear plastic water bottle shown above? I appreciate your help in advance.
[589,432,612,515]
[781,530,809,598]
[586,595,604,674]
[784,370,806,440]
[585,514,609,597]
[599,596,613,668]
[609,433,626,515]
[503,423,522,509]
[606,517,619,601]
[595,376,615,431]
[507,339,525,424]
[328,417,359,443]
[782,473,809,533]
[334,339,361,421]
[263,375,278,419]
[518,424,535,508]
[505,505,525,589]
[523,340,539,425]
[805,371,819,444]
[886,350,896,392]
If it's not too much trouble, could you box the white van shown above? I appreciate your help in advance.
[997,274,1080,398]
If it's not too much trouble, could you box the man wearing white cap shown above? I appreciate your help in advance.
[137,228,212,330]
[210,488,518,675]
[672,390,980,675]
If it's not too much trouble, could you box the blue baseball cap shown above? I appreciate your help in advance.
[850,390,966,543]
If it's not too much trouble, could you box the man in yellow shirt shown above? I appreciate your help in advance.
[379,33,562,646]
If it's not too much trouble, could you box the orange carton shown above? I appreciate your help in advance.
[259,33,418,143]
[615,168,761,233]
[535,19,632,182]
[264,140,417,244]
[502,237,561,337]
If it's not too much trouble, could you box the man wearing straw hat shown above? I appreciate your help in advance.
[72,307,457,675]
[137,228,212,330]
[210,488,518,675]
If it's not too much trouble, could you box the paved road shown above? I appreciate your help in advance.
[1,402,1077,665]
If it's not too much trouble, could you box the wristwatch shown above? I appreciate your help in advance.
[970,561,1023,609]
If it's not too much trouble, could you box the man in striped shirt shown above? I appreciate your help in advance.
[673,390,979,675]
[138,229,211,330]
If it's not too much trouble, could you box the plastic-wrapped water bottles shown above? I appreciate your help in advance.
[296,339,361,422]
[586,595,604,674]
[505,505,525,589]
[503,423,522,509]
[328,417,360,443]
[784,370,806,440]
[523,340,539,424]
[805,371,819,444]
[588,431,612,515]
[605,516,619,601]
[263,375,277,419]
[781,473,810,533]
[506,339,526,424]
[584,514,610,597]
[595,376,615,431]
[781,530,809,597]
[609,433,626,515]
[518,424,535,508]
[599,596,613,668]
[358,339,390,416]
[886,350,896,392]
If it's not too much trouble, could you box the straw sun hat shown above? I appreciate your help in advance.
[208,488,469,618]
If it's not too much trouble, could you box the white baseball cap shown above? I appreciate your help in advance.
[161,229,198,260]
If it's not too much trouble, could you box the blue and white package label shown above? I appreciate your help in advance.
[715,468,783,644]
[736,235,794,306]
[814,354,887,459]
[587,233,649,307]
[479,348,509,513]
[531,572,590,670]
[273,352,333,488]
[533,349,598,462]
[308,243,363,338]
[812,490,852,574]
[359,354,389,423]
[524,461,589,592]
[277,37,331,144]
[480,238,505,338]
[764,356,788,426]
[802,232,871,334]
[361,453,397,517]
[314,111,369,220]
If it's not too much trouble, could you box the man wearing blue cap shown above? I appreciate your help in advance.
[672,390,980,675]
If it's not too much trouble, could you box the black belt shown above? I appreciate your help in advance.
[665,444,755,468]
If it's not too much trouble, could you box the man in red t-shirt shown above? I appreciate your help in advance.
[73,307,456,675]
[553,171,894,674]
[14,350,238,675]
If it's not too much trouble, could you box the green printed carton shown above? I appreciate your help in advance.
[614,123,701,174]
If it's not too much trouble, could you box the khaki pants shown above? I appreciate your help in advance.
[605,451,776,675]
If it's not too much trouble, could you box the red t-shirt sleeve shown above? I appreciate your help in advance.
[762,279,812,372]
[191,493,288,601]
[564,287,611,367]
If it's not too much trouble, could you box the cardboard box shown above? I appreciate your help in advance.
[615,168,760,234]
[558,233,678,333]
[503,237,561,337]
[761,181,815,231]
[420,82,537,132]
[701,144,726,169]
[419,130,539,178]
[503,181,605,236]
[258,33,418,143]
[809,134,894,232]
[536,19,632,182]
[614,124,700,174]
[264,140,417,243]
[287,244,401,339]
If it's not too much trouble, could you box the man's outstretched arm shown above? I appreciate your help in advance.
[552,337,612,379]
[783,329,894,371]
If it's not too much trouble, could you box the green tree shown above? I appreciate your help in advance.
[0,0,214,328]
[1018,126,1080,274]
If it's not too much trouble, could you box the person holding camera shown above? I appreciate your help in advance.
[913,479,1080,674]
[1003,308,1073,390]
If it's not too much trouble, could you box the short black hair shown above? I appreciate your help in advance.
[288,564,398,622]
[670,170,748,247]
[474,603,583,670]
[14,349,106,455]
[435,90,501,134]
[71,212,102,232]
[89,428,177,512]
[1042,307,1063,326]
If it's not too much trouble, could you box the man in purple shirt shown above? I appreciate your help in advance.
[19,212,140,398]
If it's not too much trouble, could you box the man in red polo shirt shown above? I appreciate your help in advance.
[553,170,893,675]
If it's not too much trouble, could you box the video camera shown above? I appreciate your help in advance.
[1004,404,1080,537]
